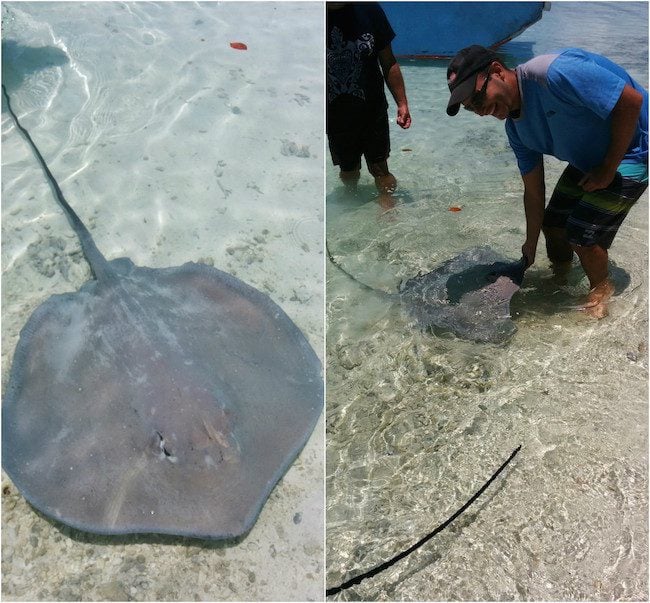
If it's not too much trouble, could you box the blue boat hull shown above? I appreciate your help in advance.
[381,2,548,58]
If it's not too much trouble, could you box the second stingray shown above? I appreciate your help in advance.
[2,86,323,540]
[327,243,527,344]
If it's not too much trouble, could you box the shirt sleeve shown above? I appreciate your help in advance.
[546,50,626,119]
[506,119,543,176]
[369,3,396,51]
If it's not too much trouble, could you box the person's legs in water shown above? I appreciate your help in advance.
[542,225,574,282]
[367,158,396,210]
[363,106,396,209]
[328,100,398,207]
[545,164,647,317]
[327,99,364,195]
[572,243,612,318]
[338,164,361,192]
[327,133,362,195]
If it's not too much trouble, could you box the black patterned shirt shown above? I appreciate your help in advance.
[327,3,395,108]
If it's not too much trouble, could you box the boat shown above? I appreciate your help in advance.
[380,2,550,58]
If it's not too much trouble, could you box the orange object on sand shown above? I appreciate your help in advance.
[448,206,462,212]
[230,42,248,50]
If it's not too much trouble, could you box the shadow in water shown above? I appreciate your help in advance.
[510,259,632,317]
[1,39,69,95]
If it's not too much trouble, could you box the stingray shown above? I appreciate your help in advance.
[1,85,323,539]
[327,244,527,343]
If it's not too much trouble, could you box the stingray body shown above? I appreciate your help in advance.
[2,86,323,539]
[328,244,526,343]
[399,246,527,343]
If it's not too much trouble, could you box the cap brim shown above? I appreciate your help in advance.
[446,74,479,116]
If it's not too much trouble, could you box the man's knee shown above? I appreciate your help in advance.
[571,242,607,259]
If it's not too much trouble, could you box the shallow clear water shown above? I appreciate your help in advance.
[1,2,323,601]
[326,2,648,600]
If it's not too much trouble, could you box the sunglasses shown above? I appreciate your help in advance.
[463,71,491,113]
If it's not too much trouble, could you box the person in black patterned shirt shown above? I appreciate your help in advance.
[327,2,411,208]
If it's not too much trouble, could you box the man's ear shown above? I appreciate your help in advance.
[490,61,507,81]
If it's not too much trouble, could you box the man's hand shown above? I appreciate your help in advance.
[578,164,617,192]
[580,84,643,192]
[521,240,537,267]
[397,104,411,129]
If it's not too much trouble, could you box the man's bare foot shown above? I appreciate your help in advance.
[581,278,614,319]
[378,191,397,211]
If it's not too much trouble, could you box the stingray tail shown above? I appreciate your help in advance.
[2,84,113,282]
[326,241,392,298]
[326,445,522,596]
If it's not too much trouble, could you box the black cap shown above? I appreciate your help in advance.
[446,45,499,116]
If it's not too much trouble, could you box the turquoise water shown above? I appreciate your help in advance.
[1,2,323,601]
[326,2,648,600]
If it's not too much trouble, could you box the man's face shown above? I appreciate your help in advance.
[462,63,515,120]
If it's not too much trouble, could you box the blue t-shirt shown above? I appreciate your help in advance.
[505,48,648,176]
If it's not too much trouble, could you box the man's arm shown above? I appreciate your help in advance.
[521,161,546,266]
[378,45,411,129]
[579,84,643,191]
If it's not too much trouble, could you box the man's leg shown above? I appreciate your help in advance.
[572,243,613,319]
[543,226,574,262]
[566,170,647,318]
[367,159,396,209]
[542,225,574,282]
[339,166,361,191]
[367,159,396,192]
[363,106,396,209]
[327,100,364,194]
[542,166,582,281]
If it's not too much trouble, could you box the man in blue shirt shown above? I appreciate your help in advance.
[446,45,647,317]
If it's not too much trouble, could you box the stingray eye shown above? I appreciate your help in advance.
[155,431,177,463]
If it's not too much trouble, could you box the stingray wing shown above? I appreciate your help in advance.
[399,247,523,343]
[2,262,322,539]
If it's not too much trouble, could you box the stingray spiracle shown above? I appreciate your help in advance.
[155,431,178,463]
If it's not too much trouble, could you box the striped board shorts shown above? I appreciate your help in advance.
[543,163,648,249]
